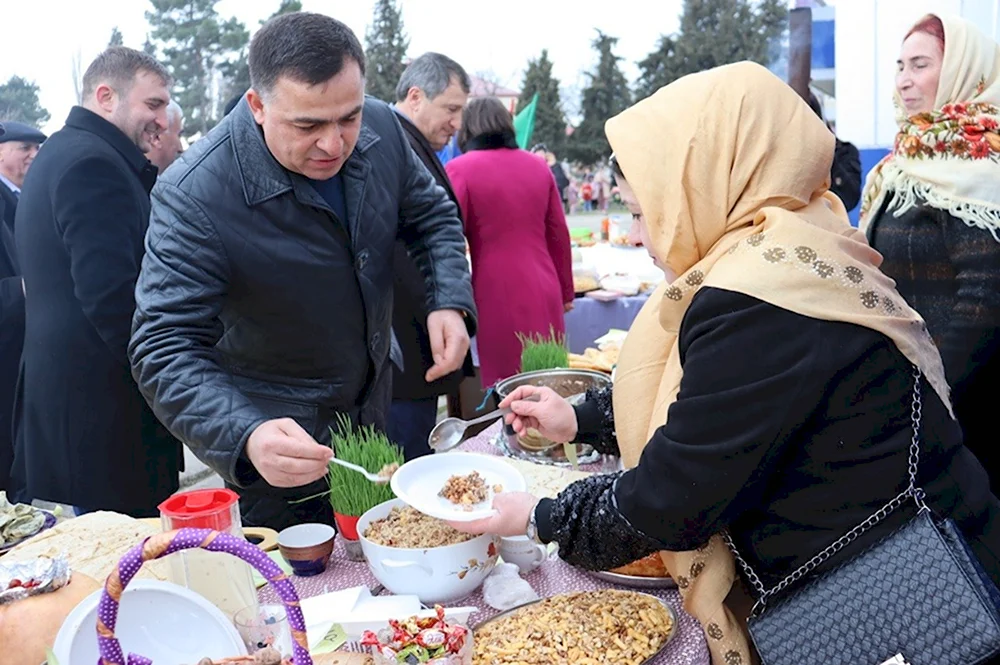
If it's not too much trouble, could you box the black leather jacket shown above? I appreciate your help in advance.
[129,97,476,528]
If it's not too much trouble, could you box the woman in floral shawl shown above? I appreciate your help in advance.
[861,13,1000,490]
[451,61,1000,665]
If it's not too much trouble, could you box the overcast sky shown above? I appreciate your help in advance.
[2,0,693,134]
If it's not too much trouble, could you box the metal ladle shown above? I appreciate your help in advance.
[429,394,541,452]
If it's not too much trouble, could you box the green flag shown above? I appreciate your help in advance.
[513,92,539,149]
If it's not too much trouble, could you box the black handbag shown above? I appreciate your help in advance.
[725,369,1000,665]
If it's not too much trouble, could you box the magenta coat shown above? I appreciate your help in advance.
[446,148,574,387]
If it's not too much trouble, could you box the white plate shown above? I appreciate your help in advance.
[53,580,248,664]
[391,452,526,521]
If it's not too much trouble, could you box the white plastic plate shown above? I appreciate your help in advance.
[53,580,247,664]
[391,452,526,522]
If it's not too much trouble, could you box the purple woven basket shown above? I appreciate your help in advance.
[95,527,312,665]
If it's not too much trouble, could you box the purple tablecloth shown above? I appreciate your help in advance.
[259,424,711,664]
[564,293,649,353]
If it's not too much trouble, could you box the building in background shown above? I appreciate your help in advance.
[468,75,520,114]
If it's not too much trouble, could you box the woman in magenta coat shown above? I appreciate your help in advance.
[446,98,574,387]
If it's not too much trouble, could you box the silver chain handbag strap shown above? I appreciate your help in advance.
[723,366,927,617]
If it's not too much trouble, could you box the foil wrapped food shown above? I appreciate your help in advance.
[0,556,72,604]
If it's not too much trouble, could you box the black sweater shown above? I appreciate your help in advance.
[537,287,1000,591]
[868,200,1000,491]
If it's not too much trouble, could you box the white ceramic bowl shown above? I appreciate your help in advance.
[357,498,500,604]
[53,580,247,664]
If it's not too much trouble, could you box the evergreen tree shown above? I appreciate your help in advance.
[566,32,631,166]
[142,35,157,57]
[364,0,409,103]
[0,76,50,127]
[108,27,125,47]
[145,0,249,137]
[517,50,567,156]
[635,0,787,100]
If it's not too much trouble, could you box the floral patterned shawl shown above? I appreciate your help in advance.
[860,13,1000,239]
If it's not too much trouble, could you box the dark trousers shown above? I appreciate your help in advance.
[388,397,438,461]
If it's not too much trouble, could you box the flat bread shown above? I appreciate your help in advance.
[499,458,593,499]
[0,511,169,582]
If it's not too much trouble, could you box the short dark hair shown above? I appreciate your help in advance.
[457,97,515,152]
[81,47,171,100]
[250,12,366,97]
[394,53,470,103]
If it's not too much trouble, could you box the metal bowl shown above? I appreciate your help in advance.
[494,369,612,465]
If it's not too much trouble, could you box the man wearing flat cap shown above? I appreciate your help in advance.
[0,121,40,489]
[0,121,47,234]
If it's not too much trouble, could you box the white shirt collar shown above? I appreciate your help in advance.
[0,173,19,195]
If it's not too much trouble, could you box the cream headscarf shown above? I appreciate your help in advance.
[606,61,952,665]
[860,13,1000,238]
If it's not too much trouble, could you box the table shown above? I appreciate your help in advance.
[259,425,711,664]
[565,293,649,353]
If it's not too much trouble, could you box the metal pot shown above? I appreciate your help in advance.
[494,368,612,464]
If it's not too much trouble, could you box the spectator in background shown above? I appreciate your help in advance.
[0,121,44,490]
[0,122,16,490]
[807,90,862,211]
[12,47,180,516]
[532,144,570,213]
[447,98,573,387]
[0,122,47,233]
[862,13,1000,491]
[390,52,474,460]
[148,100,184,174]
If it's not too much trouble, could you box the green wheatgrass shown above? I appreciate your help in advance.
[327,414,404,517]
[518,329,569,373]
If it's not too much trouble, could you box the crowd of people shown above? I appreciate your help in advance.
[0,8,999,662]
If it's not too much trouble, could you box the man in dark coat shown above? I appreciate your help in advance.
[13,47,180,516]
[129,13,476,530]
[0,122,47,234]
[0,122,46,490]
[390,52,474,460]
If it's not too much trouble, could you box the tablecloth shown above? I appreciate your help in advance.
[259,425,711,664]
[564,293,649,353]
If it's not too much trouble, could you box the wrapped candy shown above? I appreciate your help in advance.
[415,628,446,649]
[366,606,472,665]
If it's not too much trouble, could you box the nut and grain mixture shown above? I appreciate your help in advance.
[363,506,476,549]
[473,590,673,665]
[439,471,489,509]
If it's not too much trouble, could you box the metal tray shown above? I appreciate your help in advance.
[587,569,678,589]
[473,591,676,663]
[0,510,57,555]
[491,429,602,467]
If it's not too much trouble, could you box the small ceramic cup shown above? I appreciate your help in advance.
[277,523,335,577]
[499,535,547,574]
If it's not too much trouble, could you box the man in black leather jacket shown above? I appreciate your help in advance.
[129,13,476,530]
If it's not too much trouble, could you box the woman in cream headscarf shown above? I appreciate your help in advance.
[452,61,1000,664]
[861,13,1000,489]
